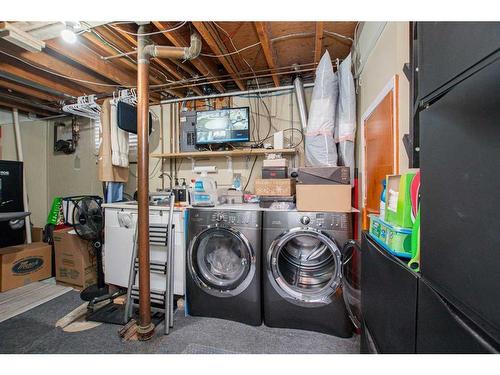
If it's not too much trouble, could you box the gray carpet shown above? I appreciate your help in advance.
[0,291,360,354]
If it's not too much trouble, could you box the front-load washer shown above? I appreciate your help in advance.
[262,210,359,337]
[186,208,262,326]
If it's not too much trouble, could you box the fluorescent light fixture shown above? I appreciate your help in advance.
[61,27,77,43]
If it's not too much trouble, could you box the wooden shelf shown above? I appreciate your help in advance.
[151,148,297,159]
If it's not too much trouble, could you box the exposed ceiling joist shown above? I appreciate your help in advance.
[192,22,246,91]
[153,21,226,94]
[0,78,61,102]
[314,22,324,65]
[0,59,86,98]
[0,21,45,52]
[0,70,72,99]
[254,22,280,87]
[45,38,136,87]
[0,40,111,94]
[0,91,60,114]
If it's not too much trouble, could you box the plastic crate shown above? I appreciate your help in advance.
[369,214,412,258]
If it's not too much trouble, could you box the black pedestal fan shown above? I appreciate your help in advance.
[72,196,109,301]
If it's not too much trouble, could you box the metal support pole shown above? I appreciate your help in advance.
[12,108,32,244]
[136,24,154,341]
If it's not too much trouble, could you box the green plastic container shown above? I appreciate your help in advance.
[369,214,413,258]
[385,172,416,228]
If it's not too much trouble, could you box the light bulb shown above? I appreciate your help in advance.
[61,28,77,44]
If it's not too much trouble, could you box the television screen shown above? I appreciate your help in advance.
[195,107,250,145]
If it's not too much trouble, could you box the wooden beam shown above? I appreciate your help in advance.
[81,31,138,73]
[254,22,280,87]
[0,91,60,113]
[0,40,111,94]
[45,38,137,86]
[109,25,200,97]
[192,22,246,91]
[0,78,61,102]
[314,22,324,65]
[0,59,86,98]
[153,22,226,93]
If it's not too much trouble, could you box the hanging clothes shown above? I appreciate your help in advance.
[105,182,124,203]
[98,98,129,183]
[110,101,130,167]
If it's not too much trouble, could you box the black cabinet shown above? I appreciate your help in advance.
[416,22,500,100]
[417,279,499,353]
[420,58,500,344]
[0,160,25,247]
[361,233,419,353]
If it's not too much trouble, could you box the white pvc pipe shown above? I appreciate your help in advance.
[12,108,32,244]
[159,83,314,105]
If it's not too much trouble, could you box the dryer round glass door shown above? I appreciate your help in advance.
[188,226,256,297]
[268,228,342,306]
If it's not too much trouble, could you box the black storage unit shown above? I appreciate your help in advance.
[361,233,419,353]
[416,22,500,101]
[0,160,25,247]
[420,54,500,345]
[417,279,499,354]
[361,23,500,353]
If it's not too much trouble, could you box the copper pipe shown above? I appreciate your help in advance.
[136,23,154,341]
[135,23,202,341]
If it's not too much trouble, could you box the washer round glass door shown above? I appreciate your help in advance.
[268,228,342,306]
[188,226,255,297]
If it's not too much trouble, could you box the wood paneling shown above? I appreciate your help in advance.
[362,78,399,230]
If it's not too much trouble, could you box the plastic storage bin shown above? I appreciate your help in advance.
[369,214,412,258]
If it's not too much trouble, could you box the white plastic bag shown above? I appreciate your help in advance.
[305,51,338,166]
[337,53,356,182]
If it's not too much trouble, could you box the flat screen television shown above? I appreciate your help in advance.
[195,107,250,145]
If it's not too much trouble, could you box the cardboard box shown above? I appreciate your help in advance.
[296,184,352,212]
[254,178,296,196]
[53,228,97,289]
[31,227,44,243]
[297,166,350,185]
[0,242,52,292]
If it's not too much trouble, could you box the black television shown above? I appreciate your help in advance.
[195,107,250,145]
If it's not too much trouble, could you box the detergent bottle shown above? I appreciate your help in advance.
[380,178,387,220]
[191,171,218,207]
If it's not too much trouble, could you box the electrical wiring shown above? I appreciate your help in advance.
[243,156,258,192]
[200,41,261,58]
[0,50,124,88]
[109,21,187,36]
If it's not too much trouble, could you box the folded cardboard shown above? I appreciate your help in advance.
[31,227,44,243]
[255,178,296,197]
[296,184,352,212]
[0,242,52,292]
[297,166,350,185]
[53,228,97,289]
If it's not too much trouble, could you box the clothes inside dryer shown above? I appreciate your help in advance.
[194,228,251,291]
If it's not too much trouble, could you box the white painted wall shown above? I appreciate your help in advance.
[0,111,48,227]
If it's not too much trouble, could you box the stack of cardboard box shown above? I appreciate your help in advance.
[254,158,296,208]
[53,228,97,290]
[296,166,352,212]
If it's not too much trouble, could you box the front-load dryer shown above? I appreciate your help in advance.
[186,208,262,326]
[262,210,359,337]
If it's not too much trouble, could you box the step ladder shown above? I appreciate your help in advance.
[124,193,175,335]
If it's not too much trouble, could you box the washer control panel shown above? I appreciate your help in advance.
[293,212,349,230]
